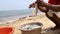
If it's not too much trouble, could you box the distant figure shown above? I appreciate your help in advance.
[29,0,60,30]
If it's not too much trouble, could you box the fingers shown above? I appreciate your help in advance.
[29,0,44,8]
[29,3,35,8]
[35,0,43,3]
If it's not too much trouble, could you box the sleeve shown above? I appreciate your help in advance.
[48,0,56,5]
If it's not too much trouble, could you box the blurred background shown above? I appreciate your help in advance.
[0,0,48,22]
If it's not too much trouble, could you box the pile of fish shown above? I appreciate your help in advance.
[21,24,41,30]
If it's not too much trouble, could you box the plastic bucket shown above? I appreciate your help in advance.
[19,22,43,34]
[0,27,14,34]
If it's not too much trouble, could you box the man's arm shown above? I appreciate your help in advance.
[39,1,60,11]
[44,3,60,11]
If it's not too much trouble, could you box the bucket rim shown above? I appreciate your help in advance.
[19,22,43,31]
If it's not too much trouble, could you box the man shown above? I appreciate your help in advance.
[29,0,60,30]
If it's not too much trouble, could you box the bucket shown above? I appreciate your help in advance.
[0,27,14,34]
[19,22,43,34]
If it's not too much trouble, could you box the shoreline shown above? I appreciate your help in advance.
[0,13,44,24]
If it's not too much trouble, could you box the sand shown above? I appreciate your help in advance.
[0,13,60,34]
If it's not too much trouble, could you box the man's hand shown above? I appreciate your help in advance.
[29,0,49,13]
[29,0,44,8]
[29,3,35,8]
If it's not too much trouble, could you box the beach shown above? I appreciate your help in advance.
[0,13,60,34]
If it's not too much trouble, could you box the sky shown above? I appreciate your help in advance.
[0,0,48,10]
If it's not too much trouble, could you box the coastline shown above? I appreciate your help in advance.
[0,13,55,27]
[0,14,32,24]
[0,12,43,25]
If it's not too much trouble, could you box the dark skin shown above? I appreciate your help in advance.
[29,0,60,11]
[39,1,60,11]
[29,3,48,13]
[29,0,60,30]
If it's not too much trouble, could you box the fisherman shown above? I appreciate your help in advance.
[29,0,60,30]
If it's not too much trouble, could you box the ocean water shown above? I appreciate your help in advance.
[0,9,32,18]
[0,9,42,23]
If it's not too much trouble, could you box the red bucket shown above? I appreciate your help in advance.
[0,27,14,34]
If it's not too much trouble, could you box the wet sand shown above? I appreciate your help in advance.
[0,13,60,34]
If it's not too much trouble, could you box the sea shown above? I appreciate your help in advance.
[0,9,43,23]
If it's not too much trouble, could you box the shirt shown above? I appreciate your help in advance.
[48,0,60,5]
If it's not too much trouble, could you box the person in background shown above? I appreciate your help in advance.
[29,0,60,30]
